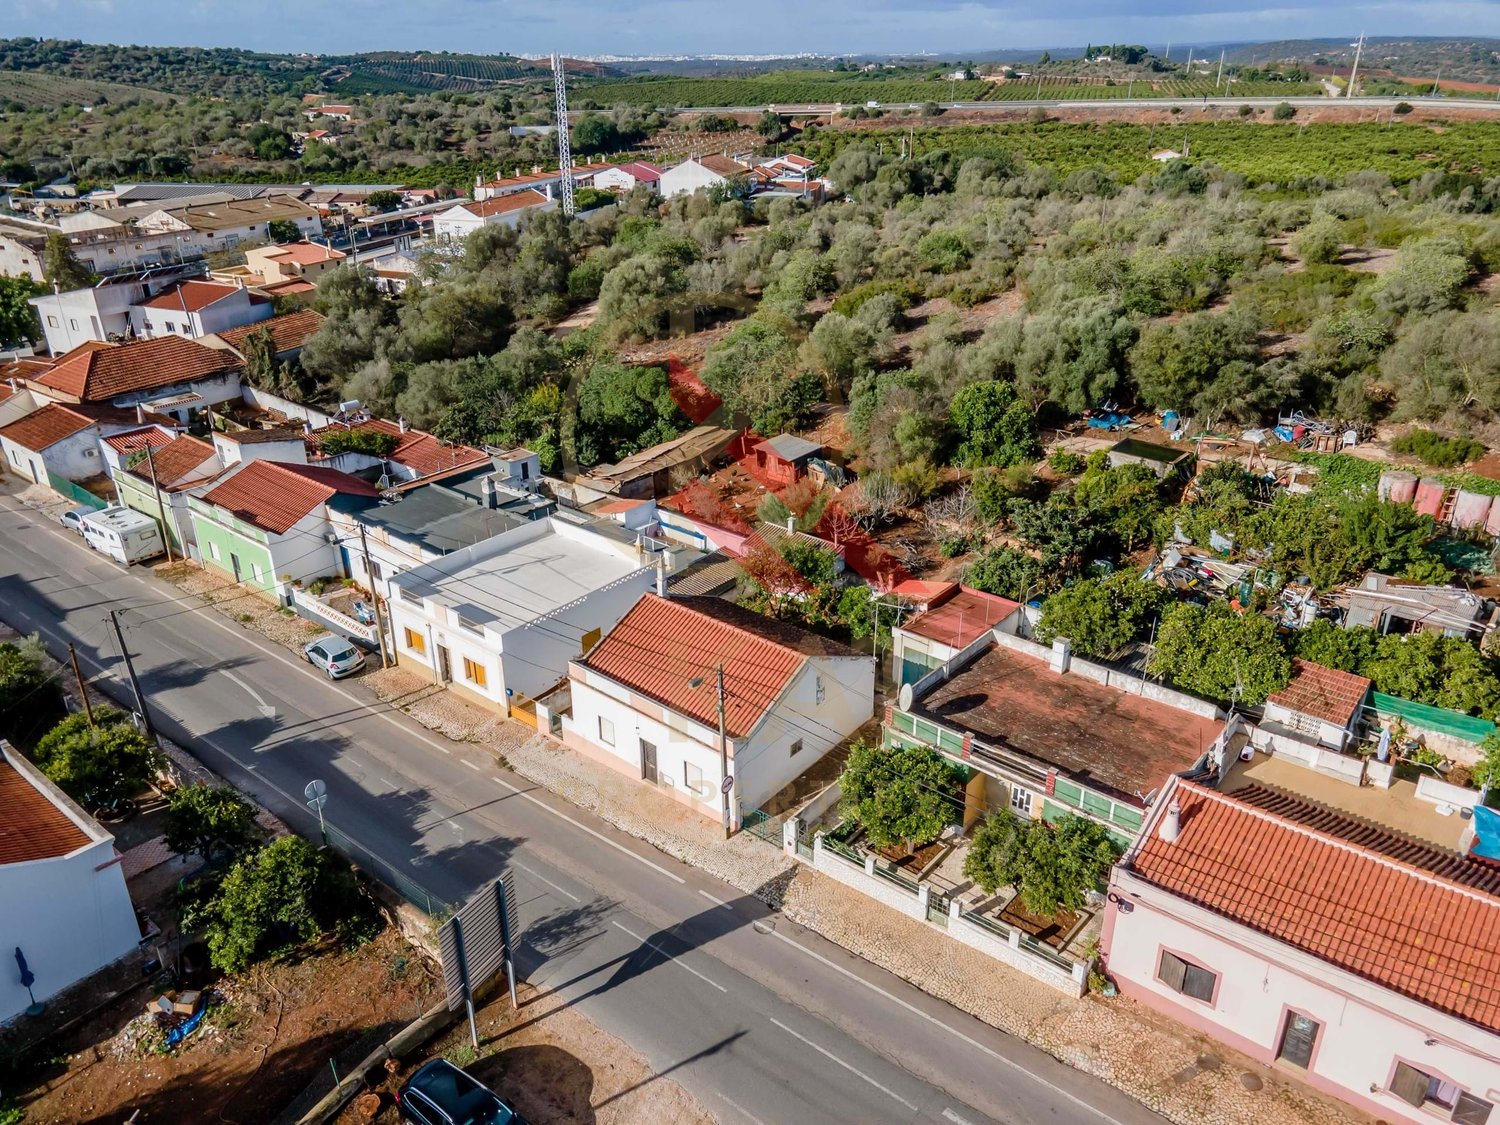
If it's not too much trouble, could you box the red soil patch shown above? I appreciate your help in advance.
[665,356,722,424]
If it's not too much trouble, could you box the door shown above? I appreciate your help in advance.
[230,552,242,581]
[436,645,452,683]
[640,739,658,784]
[1277,1012,1319,1069]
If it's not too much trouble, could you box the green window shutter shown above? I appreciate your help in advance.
[1111,805,1144,831]
[1081,790,1112,818]
[1052,779,1083,807]
[938,728,965,755]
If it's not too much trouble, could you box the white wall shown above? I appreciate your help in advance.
[1105,871,1500,1124]
[659,161,728,198]
[0,389,41,430]
[0,752,139,1022]
[40,426,115,481]
[238,387,338,429]
[266,508,341,592]
[500,571,653,702]
[31,284,142,352]
[0,436,48,485]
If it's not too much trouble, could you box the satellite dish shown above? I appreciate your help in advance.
[897,682,914,711]
[304,778,328,812]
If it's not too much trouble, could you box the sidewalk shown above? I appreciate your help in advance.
[121,549,1365,1125]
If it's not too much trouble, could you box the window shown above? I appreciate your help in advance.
[815,674,825,704]
[68,318,78,331]
[789,738,803,757]
[1157,950,1217,1004]
[1276,1012,1319,1069]
[598,716,615,746]
[404,627,426,655]
[366,558,382,582]
[207,541,220,561]
[1391,1063,1493,1123]
[46,315,58,328]
[684,761,705,796]
[462,657,487,688]
[1010,786,1034,815]
[250,562,262,583]
[520,461,529,480]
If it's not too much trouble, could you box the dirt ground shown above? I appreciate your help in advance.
[345,981,713,1125]
[14,929,443,1125]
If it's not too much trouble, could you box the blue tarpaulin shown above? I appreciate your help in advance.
[1472,806,1500,862]
[165,1005,207,1048]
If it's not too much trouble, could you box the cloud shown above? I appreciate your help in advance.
[9,0,1500,56]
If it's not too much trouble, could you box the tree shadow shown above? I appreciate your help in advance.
[471,1043,597,1125]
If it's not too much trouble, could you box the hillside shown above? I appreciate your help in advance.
[0,70,175,110]
[1222,37,1500,86]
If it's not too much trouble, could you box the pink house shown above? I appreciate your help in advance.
[1103,775,1500,1124]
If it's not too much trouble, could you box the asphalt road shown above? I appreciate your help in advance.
[0,486,1166,1125]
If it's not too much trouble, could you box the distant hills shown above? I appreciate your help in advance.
[1218,37,1500,85]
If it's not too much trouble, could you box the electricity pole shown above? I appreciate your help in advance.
[108,610,153,738]
[715,664,731,839]
[1347,31,1365,98]
[68,643,94,728]
[143,442,174,564]
[356,523,388,669]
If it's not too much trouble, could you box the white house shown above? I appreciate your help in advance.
[131,197,323,256]
[127,279,272,341]
[1104,775,1500,1125]
[591,162,664,193]
[0,402,164,485]
[211,426,309,468]
[386,515,657,713]
[0,741,142,1022]
[29,336,244,424]
[28,271,166,353]
[889,582,1022,687]
[658,155,749,199]
[564,594,874,826]
[433,191,555,242]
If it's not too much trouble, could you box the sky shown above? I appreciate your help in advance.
[9,0,1500,58]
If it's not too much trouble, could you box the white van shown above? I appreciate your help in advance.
[81,506,165,565]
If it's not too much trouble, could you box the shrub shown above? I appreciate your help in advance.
[963,811,1122,916]
[963,546,1041,601]
[1238,104,1255,117]
[1391,428,1484,468]
[165,785,260,863]
[1273,102,1296,120]
[1394,101,1413,115]
[1047,449,1086,476]
[831,278,921,318]
[31,710,162,807]
[318,428,400,458]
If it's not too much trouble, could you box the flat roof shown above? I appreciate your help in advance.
[391,518,646,632]
[913,644,1223,805]
[357,486,526,555]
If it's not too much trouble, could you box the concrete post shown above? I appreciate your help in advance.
[948,899,962,922]
[782,816,801,857]
[917,884,931,916]
[1008,928,1022,951]
[864,855,877,877]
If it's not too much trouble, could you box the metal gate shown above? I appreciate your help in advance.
[926,887,951,928]
[741,806,786,846]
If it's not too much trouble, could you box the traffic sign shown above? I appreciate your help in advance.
[721,774,734,795]
[304,779,328,812]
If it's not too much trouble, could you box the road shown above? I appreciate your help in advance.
[0,486,1165,1125]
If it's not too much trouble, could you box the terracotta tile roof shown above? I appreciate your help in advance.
[0,402,138,451]
[199,459,378,534]
[214,308,326,355]
[125,434,216,489]
[697,154,749,176]
[215,426,305,445]
[257,278,317,295]
[0,748,91,863]
[36,336,240,403]
[1267,659,1371,728]
[312,418,488,478]
[1132,779,1500,1035]
[902,587,1020,649]
[457,190,551,219]
[477,164,613,191]
[0,356,56,384]
[102,427,174,455]
[1231,783,1500,896]
[579,593,862,738]
[891,579,959,605]
[261,241,345,266]
[139,280,242,312]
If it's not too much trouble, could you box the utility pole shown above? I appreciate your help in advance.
[143,442,174,564]
[1216,50,1225,93]
[68,643,94,728]
[715,664,731,840]
[1347,31,1365,98]
[108,610,153,738]
[356,523,388,669]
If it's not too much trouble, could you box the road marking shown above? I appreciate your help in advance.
[492,777,685,884]
[767,1017,918,1111]
[462,759,481,771]
[760,927,1126,1125]
[717,1093,768,1125]
[698,890,732,910]
[943,1109,978,1125]
[612,920,726,993]
[379,776,401,792]
[345,755,367,769]
[222,669,277,719]
[514,862,580,902]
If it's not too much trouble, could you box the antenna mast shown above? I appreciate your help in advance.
[551,52,576,217]
[1347,31,1365,98]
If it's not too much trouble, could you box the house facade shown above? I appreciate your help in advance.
[386,516,656,713]
[1104,776,1500,1125]
[112,434,223,554]
[240,241,346,288]
[564,594,874,826]
[592,162,664,193]
[0,403,157,485]
[433,191,554,241]
[30,336,244,424]
[658,155,748,198]
[0,743,142,1022]
[127,279,271,341]
[1255,658,1371,755]
[890,583,1022,686]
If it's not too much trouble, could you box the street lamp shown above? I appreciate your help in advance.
[689,664,732,839]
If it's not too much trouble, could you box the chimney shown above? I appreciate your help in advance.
[785,515,796,533]
[481,476,496,509]
[655,553,669,597]
[1049,637,1071,675]
[135,402,145,424]
[303,419,313,436]
[474,174,482,191]
[1158,800,1182,844]
[398,416,408,433]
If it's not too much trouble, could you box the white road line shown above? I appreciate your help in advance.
[943,1108,978,1125]
[379,776,401,792]
[612,920,726,993]
[767,1017,918,1111]
[513,861,580,902]
[345,755,367,769]
[492,776,685,884]
[717,1093,768,1125]
[462,759,481,771]
[222,668,276,718]
[761,928,1126,1125]
[698,889,732,909]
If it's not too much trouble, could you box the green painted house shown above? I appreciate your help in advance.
[187,459,379,598]
[111,434,222,555]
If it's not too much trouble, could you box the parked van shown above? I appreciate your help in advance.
[81,506,164,565]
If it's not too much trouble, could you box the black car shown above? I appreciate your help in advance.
[396,1059,525,1125]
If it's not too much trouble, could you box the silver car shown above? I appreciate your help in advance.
[303,635,366,679]
[61,507,91,534]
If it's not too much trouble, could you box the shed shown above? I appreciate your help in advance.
[753,434,823,485]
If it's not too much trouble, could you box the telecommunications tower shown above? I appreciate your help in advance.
[551,52,576,217]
